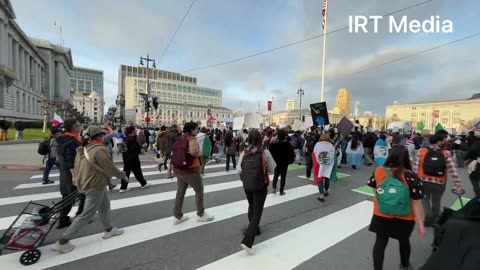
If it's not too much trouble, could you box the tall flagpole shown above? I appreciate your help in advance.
[320,0,328,102]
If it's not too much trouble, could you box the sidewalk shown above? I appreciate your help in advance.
[0,143,159,171]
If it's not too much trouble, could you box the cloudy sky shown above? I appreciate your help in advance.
[11,0,480,115]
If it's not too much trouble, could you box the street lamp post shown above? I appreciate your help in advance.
[139,54,156,128]
[297,88,304,121]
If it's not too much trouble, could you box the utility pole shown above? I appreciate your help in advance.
[297,88,304,121]
[139,54,156,128]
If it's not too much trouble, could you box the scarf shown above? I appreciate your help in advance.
[63,132,81,143]
[89,139,103,146]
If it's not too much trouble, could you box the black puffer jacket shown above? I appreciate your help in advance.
[56,135,81,170]
[268,140,295,167]
[122,135,142,161]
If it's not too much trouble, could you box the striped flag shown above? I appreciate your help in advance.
[322,0,328,29]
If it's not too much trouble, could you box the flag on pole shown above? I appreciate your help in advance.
[322,0,328,29]
[267,101,272,111]
[52,111,63,127]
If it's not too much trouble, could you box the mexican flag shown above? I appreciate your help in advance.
[52,112,63,127]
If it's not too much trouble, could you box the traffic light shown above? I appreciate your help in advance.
[144,101,151,112]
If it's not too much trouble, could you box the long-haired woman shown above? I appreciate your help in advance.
[367,147,425,270]
[346,135,364,169]
[312,134,338,202]
[237,130,276,255]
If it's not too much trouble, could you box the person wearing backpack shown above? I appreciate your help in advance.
[237,129,276,255]
[119,126,148,192]
[172,122,214,225]
[155,126,167,160]
[304,127,320,178]
[56,119,85,229]
[51,126,128,254]
[224,131,237,171]
[413,134,464,227]
[374,134,389,167]
[41,127,62,185]
[268,130,295,196]
[367,146,426,270]
[196,127,212,175]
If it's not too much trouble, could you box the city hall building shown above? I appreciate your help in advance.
[385,93,480,133]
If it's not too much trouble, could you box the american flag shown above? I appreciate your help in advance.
[322,0,328,29]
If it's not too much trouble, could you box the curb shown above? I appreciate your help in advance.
[0,140,42,145]
[0,164,42,171]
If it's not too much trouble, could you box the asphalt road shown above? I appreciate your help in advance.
[0,156,475,270]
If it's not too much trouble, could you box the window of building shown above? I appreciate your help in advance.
[441,117,449,125]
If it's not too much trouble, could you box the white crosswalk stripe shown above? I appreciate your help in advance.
[1,170,240,207]
[0,162,377,269]
[28,163,228,180]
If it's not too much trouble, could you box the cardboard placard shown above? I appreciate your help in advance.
[310,102,330,125]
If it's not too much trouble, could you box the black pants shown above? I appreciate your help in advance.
[226,154,236,171]
[373,234,411,270]
[272,164,288,193]
[162,152,171,169]
[121,158,147,190]
[58,168,85,224]
[241,186,267,248]
[306,151,313,178]
[469,173,480,198]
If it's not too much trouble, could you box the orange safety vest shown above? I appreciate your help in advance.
[373,167,415,221]
[416,148,448,181]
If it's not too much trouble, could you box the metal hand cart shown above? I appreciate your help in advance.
[0,190,80,265]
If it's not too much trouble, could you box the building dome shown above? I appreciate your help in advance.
[89,91,98,99]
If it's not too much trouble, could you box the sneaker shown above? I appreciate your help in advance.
[42,180,55,185]
[197,212,214,222]
[317,197,325,202]
[57,218,72,229]
[324,191,329,197]
[272,188,276,194]
[103,228,124,239]
[119,188,129,193]
[280,192,286,196]
[108,184,117,190]
[241,243,254,255]
[51,241,75,254]
[399,263,413,270]
[141,183,149,189]
[174,215,189,225]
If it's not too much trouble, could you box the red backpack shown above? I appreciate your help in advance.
[171,138,194,169]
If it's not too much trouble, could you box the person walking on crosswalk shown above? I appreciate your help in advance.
[313,134,337,202]
[238,129,276,255]
[119,126,149,192]
[56,119,85,229]
[172,122,214,225]
[268,129,295,195]
[51,126,128,254]
[367,146,426,270]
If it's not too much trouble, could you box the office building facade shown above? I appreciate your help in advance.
[118,65,231,126]
[72,91,104,124]
[70,66,103,96]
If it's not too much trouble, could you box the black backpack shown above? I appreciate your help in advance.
[240,150,267,191]
[423,148,446,177]
[37,139,51,155]
[305,134,317,153]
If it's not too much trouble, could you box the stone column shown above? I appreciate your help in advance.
[8,35,12,68]
[19,48,24,83]
[36,64,40,93]
[55,61,62,98]
[0,22,4,66]
[26,53,31,87]
[13,42,19,77]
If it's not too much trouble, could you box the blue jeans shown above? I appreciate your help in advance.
[43,158,58,182]
[318,177,330,194]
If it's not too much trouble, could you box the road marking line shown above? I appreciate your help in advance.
[298,172,351,181]
[352,185,374,197]
[198,201,372,270]
[21,164,228,188]
[2,170,243,207]
[0,174,273,231]
[0,185,318,269]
